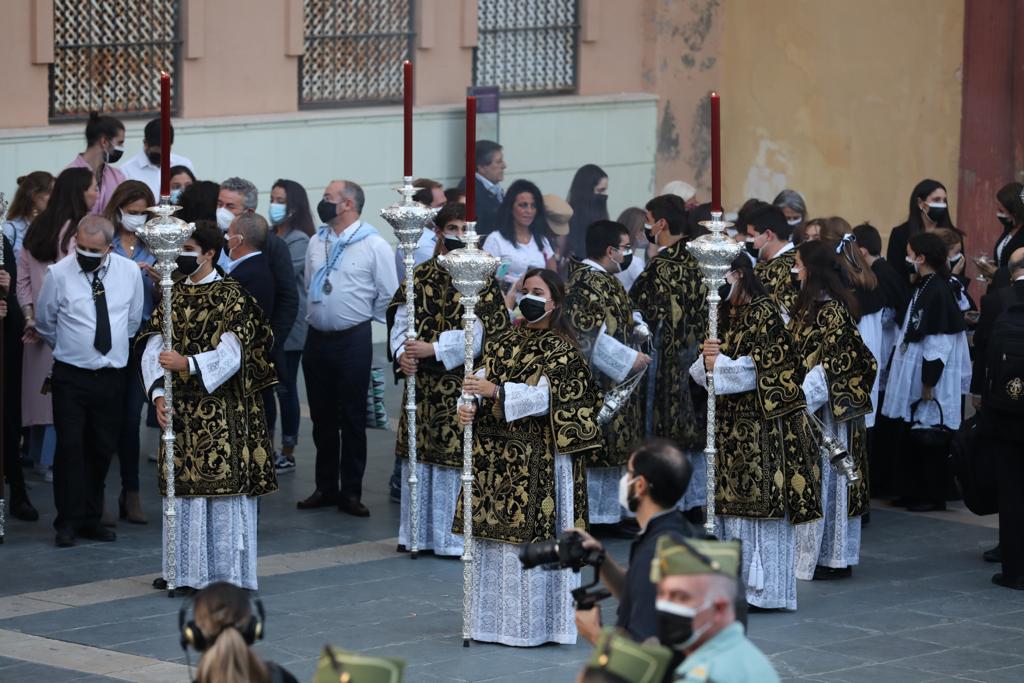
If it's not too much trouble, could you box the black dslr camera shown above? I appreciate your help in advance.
[518,531,611,610]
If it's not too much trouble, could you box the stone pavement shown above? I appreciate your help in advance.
[1,349,1023,682]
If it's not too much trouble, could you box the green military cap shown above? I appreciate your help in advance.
[584,628,673,683]
[314,646,404,683]
[649,535,741,583]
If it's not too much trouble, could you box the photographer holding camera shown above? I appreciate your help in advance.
[571,438,697,644]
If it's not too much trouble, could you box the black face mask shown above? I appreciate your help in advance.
[618,252,633,272]
[147,151,161,166]
[593,193,609,209]
[175,254,201,277]
[718,283,732,301]
[657,610,694,649]
[745,241,759,258]
[443,236,465,252]
[925,204,948,224]
[104,145,124,164]
[518,295,549,323]
[76,251,104,273]
[644,224,658,245]
[790,271,801,290]
[317,199,338,224]
[998,214,1015,231]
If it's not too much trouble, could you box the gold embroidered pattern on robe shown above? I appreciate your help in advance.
[629,240,708,450]
[755,250,799,314]
[565,260,643,468]
[454,326,602,544]
[713,297,822,524]
[386,257,510,469]
[138,278,278,498]
[789,300,877,517]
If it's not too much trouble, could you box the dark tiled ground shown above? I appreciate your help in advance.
[1,346,1023,682]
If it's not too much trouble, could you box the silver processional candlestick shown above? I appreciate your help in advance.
[689,211,742,537]
[136,199,194,596]
[438,222,500,647]
[0,192,7,545]
[379,177,437,560]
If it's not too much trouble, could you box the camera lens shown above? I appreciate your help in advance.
[518,539,560,569]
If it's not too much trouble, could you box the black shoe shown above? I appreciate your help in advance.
[297,491,338,510]
[813,565,852,580]
[389,488,402,504]
[992,573,1024,590]
[907,501,946,512]
[338,497,370,517]
[78,524,116,542]
[9,488,39,522]
[153,577,168,590]
[983,545,1002,563]
[55,529,75,547]
[890,496,915,507]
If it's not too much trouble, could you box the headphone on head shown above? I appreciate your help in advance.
[178,592,265,653]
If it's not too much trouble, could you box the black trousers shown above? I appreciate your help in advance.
[51,361,126,533]
[996,439,1024,581]
[303,323,371,500]
[3,326,26,493]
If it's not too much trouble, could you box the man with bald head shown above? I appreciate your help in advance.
[298,179,398,517]
[35,215,144,547]
[972,245,1024,589]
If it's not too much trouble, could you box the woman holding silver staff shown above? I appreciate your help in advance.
[564,219,650,527]
[141,220,278,594]
[789,240,876,582]
[387,202,509,556]
[689,255,821,610]
[457,267,602,646]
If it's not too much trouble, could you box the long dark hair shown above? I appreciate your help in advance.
[496,179,552,250]
[271,178,315,237]
[792,240,860,324]
[522,267,578,348]
[909,231,951,279]
[720,253,769,330]
[997,182,1024,229]
[178,180,220,223]
[84,111,125,148]
[5,171,54,222]
[567,164,609,256]
[23,167,93,263]
[819,217,878,291]
[906,179,953,236]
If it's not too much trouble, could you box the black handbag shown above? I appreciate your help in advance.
[908,398,955,450]
[949,415,999,515]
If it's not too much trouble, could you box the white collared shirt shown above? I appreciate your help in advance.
[121,151,196,200]
[304,218,399,331]
[35,252,144,369]
[771,241,795,259]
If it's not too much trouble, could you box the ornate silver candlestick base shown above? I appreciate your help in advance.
[380,177,438,560]
[438,222,500,647]
[689,211,743,537]
[137,199,194,596]
[0,192,7,545]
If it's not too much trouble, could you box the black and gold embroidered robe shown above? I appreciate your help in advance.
[455,326,603,544]
[755,249,799,314]
[712,296,821,524]
[139,278,278,498]
[565,260,643,468]
[629,240,708,450]
[789,300,877,516]
[385,256,510,469]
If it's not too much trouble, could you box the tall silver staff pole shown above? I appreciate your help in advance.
[380,179,437,559]
[0,193,7,545]
[137,201,194,596]
[688,211,741,536]
[438,222,499,647]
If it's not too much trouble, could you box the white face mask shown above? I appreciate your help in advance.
[120,211,147,233]
[216,206,236,232]
[618,473,637,511]
[905,256,919,273]
[786,217,802,227]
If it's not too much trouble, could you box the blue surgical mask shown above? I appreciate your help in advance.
[268,203,287,225]
[169,189,182,205]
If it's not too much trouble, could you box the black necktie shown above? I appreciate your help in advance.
[92,273,111,355]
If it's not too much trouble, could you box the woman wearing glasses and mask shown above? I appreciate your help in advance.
[689,255,821,611]
[458,268,601,646]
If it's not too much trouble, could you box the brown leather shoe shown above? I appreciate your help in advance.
[297,490,339,510]
[120,491,148,525]
[338,496,370,517]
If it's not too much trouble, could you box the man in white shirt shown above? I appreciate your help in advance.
[298,179,399,517]
[121,118,195,200]
[35,215,144,547]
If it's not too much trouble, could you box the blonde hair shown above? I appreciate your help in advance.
[193,584,269,683]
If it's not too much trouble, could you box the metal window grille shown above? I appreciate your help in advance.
[474,0,578,96]
[300,0,414,108]
[49,1,181,121]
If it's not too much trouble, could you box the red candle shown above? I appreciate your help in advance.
[403,60,413,177]
[465,96,477,222]
[710,91,721,213]
[160,72,172,199]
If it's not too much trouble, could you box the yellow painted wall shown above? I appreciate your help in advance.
[720,0,964,240]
